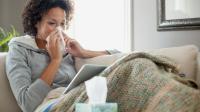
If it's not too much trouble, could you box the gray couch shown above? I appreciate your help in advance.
[1,45,200,112]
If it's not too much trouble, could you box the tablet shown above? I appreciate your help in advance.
[63,64,107,94]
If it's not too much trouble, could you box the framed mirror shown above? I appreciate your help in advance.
[157,0,200,31]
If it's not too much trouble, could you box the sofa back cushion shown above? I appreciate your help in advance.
[0,53,21,112]
[75,53,126,71]
[75,45,199,81]
[148,45,199,80]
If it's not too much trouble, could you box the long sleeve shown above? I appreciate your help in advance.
[6,44,52,112]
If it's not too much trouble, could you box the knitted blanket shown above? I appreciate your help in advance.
[36,52,200,112]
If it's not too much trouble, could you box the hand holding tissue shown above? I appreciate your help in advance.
[76,76,118,112]
[46,26,66,54]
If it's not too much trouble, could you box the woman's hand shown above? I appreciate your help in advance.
[63,33,109,58]
[46,30,62,62]
[64,36,86,57]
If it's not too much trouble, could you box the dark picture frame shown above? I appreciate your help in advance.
[157,0,200,31]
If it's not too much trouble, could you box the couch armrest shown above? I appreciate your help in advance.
[0,52,21,112]
[196,53,200,87]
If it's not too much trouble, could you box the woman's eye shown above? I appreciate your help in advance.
[48,22,56,25]
[61,23,65,27]
[61,23,66,28]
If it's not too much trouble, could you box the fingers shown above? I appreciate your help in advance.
[46,32,61,51]
[61,31,79,50]
[64,38,75,49]
[46,30,59,42]
[52,33,60,48]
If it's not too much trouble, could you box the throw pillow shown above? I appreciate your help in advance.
[148,45,199,80]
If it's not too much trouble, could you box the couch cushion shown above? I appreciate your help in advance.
[149,45,198,80]
[75,53,126,71]
[0,52,21,112]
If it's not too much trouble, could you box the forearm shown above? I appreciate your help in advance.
[6,45,52,112]
[40,60,61,85]
[82,50,109,58]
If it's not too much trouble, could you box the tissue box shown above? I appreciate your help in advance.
[75,103,117,112]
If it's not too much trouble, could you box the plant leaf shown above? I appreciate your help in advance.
[0,33,13,46]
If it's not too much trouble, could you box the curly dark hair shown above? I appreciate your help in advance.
[22,0,74,36]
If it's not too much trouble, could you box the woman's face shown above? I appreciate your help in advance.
[36,7,66,40]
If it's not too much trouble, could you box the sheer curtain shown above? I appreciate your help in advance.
[67,0,131,52]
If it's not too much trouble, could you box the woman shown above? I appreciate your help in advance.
[6,0,118,111]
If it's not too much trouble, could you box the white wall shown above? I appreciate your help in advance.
[0,0,26,34]
[133,0,200,51]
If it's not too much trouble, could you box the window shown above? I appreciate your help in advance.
[67,0,131,52]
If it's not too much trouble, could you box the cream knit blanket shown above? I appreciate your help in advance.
[36,52,200,112]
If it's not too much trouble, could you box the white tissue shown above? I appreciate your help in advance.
[56,26,66,53]
[46,26,66,54]
[85,76,107,104]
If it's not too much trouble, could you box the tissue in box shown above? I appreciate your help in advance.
[75,103,117,112]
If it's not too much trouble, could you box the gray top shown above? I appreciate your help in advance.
[6,35,118,112]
